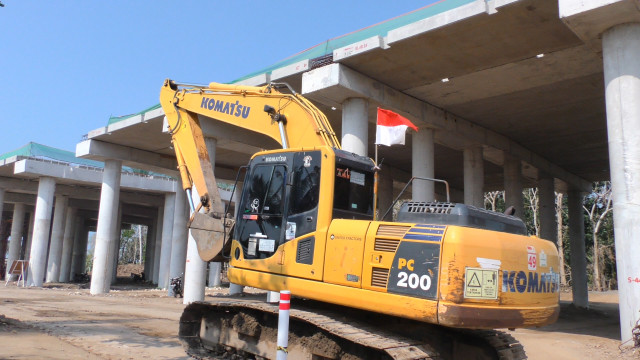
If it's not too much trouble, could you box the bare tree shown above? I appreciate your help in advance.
[584,182,613,291]
[556,192,567,285]
[484,191,503,212]
[525,188,540,236]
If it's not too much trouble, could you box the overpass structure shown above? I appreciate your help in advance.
[1,0,638,345]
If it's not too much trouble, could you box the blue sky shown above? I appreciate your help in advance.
[0,1,438,154]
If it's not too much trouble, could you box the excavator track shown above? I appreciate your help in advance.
[179,296,526,360]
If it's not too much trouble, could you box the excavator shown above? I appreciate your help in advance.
[159,79,560,360]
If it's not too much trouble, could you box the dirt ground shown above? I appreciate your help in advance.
[0,281,638,360]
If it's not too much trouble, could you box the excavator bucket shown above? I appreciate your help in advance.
[188,212,235,262]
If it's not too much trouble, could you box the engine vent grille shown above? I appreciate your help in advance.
[376,225,410,237]
[374,238,400,252]
[406,202,455,214]
[371,267,389,288]
[296,237,315,265]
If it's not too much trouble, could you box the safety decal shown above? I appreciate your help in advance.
[303,155,312,168]
[527,246,537,271]
[250,198,260,212]
[540,250,547,268]
[286,222,296,240]
[464,267,498,299]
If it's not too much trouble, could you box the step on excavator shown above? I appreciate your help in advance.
[159,79,560,359]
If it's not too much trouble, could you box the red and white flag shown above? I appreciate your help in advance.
[375,107,418,146]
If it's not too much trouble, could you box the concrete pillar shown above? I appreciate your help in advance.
[538,176,557,242]
[503,154,524,218]
[46,195,68,283]
[463,146,484,207]
[0,188,5,277]
[152,206,163,284]
[208,262,221,287]
[23,211,34,262]
[568,190,588,308]
[341,98,368,156]
[90,159,122,294]
[110,205,122,284]
[412,128,435,202]
[70,218,87,279]
[603,22,640,344]
[27,176,56,287]
[158,193,176,289]
[168,187,188,296]
[59,207,77,283]
[0,188,4,264]
[144,221,155,281]
[184,187,207,304]
[378,169,394,221]
[7,203,26,281]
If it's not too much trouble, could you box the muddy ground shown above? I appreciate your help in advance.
[0,280,638,360]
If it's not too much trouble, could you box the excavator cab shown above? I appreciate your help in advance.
[233,147,375,261]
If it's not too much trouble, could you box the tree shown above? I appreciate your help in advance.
[584,181,613,291]
[484,191,504,212]
[555,192,568,286]
[118,226,148,265]
[523,188,539,236]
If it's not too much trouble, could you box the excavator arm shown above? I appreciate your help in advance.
[159,79,340,261]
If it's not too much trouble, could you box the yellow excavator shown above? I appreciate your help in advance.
[160,79,560,360]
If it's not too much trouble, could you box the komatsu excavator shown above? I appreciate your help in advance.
[160,79,560,360]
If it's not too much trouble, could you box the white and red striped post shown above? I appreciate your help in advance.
[276,290,291,360]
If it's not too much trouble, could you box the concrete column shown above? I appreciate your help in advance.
[152,206,163,284]
[538,176,557,242]
[0,188,4,262]
[603,22,640,344]
[463,146,484,207]
[7,203,26,281]
[46,195,68,283]
[59,207,77,283]
[0,187,4,217]
[568,190,588,308]
[110,204,122,284]
[378,169,394,221]
[168,187,188,296]
[27,176,56,287]
[412,128,435,202]
[23,211,34,262]
[0,188,5,276]
[144,221,155,281]
[90,159,122,294]
[503,154,524,218]
[208,262,221,287]
[341,98,368,156]
[70,218,87,279]
[158,193,176,289]
[184,187,207,304]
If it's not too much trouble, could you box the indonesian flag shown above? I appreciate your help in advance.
[375,107,418,146]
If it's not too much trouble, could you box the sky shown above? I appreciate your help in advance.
[0,1,438,155]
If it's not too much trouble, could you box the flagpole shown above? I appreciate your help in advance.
[373,151,380,222]
[373,113,379,222]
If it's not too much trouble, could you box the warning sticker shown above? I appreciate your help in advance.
[464,267,499,299]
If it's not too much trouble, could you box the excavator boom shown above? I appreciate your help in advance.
[160,79,340,261]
